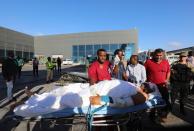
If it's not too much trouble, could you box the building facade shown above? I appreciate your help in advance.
[0,27,138,63]
[0,26,34,61]
[34,29,138,62]
[167,46,194,55]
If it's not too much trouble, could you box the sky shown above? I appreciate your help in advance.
[0,0,194,51]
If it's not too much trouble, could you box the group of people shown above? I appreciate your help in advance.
[2,48,194,123]
[45,56,62,83]
[2,51,64,102]
[88,48,194,122]
[33,56,62,81]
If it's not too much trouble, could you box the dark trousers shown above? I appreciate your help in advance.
[17,66,22,79]
[150,83,171,119]
[171,82,189,114]
[157,84,171,116]
[191,84,194,94]
[33,66,39,77]
[57,64,61,73]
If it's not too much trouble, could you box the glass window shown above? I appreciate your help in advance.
[30,52,34,59]
[0,49,5,57]
[119,44,127,50]
[72,45,78,57]
[73,51,77,57]
[6,50,14,57]
[72,56,78,62]
[16,51,22,58]
[23,52,29,59]
[79,45,85,57]
[110,44,119,54]
[124,43,135,60]
[86,45,93,56]
[93,44,101,55]
[102,44,109,52]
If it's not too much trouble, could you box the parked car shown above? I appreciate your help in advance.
[62,59,73,65]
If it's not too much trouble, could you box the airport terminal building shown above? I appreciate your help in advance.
[0,26,34,61]
[0,26,138,63]
[34,29,138,62]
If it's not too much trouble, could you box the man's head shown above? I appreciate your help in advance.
[8,51,14,58]
[47,57,51,61]
[140,82,155,94]
[179,52,188,62]
[153,48,164,62]
[97,49,107,64]
[130,55,138,65]
[114,49,123,60]
[188,51,193,57]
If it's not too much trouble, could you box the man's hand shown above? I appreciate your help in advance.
[114,55,120,65]
[89,95,101,105]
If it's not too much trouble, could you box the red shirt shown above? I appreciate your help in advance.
[88,60,111,82]
[144,59,170,84]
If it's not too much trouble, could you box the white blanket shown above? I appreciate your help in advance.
[14,80,161,117]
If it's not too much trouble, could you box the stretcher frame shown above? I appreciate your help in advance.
[6,101,165,131]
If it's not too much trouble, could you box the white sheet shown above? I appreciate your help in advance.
[14,83,91,117]
[14,80,161,117]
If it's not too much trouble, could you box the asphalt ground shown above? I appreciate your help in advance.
[0,64,194,131]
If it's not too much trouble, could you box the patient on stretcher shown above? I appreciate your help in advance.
[89,82,159,107]
[13,80,161,117]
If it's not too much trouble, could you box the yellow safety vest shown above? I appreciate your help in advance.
[46,61,54,69]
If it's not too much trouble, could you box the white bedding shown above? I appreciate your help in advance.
[14,80,161,117]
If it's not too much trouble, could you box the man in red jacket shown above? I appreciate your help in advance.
[88,49,111,85]
[144,48,171,122]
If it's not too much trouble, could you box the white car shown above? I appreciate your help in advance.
[62,59,73,65]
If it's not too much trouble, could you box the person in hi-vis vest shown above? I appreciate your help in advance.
[45,57,55,83]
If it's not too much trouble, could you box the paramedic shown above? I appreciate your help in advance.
[88,49,111,85]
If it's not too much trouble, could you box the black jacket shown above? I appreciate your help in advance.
[2,58,17,81]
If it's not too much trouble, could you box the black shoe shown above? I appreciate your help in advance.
[7,97,17,103]
[180,108,186,115]
[12,97,17,101]
[149,113,156,122]
[50,80,54,82]
[46,81,49,84]
[180,104,186,115]
[191,88,194,94]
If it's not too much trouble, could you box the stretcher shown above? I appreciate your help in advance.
[9,96,165,131]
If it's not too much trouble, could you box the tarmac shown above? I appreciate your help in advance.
[0,64,194,131]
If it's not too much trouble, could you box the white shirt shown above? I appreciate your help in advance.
[187,56,194,67]
[126,63,147,86]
